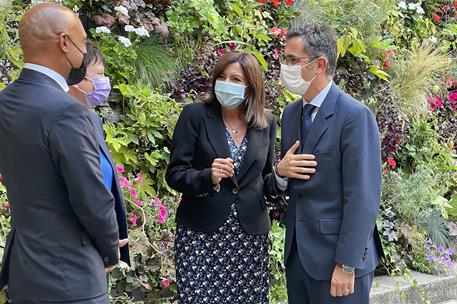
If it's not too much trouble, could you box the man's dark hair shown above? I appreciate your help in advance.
[84,39,105,66]
[287,24,338,76]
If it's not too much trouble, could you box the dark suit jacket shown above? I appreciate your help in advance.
[89,112,130,265]
[281,84,384,280]
[0,69,119,301]
[166,102,278,235]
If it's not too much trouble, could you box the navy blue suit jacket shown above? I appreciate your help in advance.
[281,83,384,280]
[89,112,130,265]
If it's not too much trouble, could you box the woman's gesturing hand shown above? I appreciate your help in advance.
[211,158,234,185]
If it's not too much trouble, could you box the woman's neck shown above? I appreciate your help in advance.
[221,106,243,121]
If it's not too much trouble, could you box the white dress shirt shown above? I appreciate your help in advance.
[24,63,69,92]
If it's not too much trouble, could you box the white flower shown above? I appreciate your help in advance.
[430,36,438,43]
[397,1,407,10]
[408,3,417,10]
[114,5,129,16]
[134,27,150,37]
[95,26,111,34]
[125,25,135,32]
[118,36,132,48]
[416,6,425,15]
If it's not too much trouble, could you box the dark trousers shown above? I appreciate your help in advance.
[9,294,110,304]
[286,238,373,304]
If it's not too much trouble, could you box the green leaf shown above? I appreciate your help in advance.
[229,2,243,17]
[247,48,268,71]
[369,65,390,81]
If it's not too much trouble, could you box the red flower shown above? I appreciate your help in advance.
[454,0,457,9]
[161,279,171,288]
[387,157,396,170]
[384,50,393,57]
[286,0,293,6]
[217,49,225,56]
[258,0,265,3]
[383,167,388,175]
[229,42,237,51]
[280,28,288,38]
[433,14,441,22]
[272,0,279,7]
[383,58,391,69]
[3,203,9,209]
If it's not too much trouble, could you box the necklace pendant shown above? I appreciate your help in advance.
[233,129,239,134]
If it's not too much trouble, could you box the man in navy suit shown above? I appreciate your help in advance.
[275,24,384,303]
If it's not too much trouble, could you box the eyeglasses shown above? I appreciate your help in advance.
[280,55,315,65]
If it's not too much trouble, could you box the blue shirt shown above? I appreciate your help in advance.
[99,151,113,191]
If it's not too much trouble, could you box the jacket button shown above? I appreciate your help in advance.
[232,188,239,195]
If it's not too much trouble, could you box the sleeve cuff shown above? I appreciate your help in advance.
[275,172,288,191]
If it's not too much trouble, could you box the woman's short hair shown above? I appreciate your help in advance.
[206,51,268,129]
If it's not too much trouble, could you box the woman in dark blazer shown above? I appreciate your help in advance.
[166,51,278,303]
[68,41,129,267]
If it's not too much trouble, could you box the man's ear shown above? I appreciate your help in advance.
[317,57,328,74]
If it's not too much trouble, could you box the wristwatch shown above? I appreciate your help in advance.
[341,264,355,274]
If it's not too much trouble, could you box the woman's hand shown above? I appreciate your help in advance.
[211,158,234,185]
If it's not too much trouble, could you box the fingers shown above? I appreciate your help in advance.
[330,280,337,298]
[212,158,234,177]
[119,238,129,248]
[289,165,317,174]
[286,140,300,155]
[105,265,116,273]
[292,154,316,161]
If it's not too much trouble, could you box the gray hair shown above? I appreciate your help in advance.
[287,24,338,76]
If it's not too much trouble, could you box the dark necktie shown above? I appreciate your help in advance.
[301,103,316,151]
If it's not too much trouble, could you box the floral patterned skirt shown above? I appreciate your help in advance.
[174,205,270,304]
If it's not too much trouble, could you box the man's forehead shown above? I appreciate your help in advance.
[284,37,307,56]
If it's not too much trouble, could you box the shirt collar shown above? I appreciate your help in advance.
[24,63,69,92]
[303,80,333,108]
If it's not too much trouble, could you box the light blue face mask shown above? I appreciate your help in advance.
[215,80,247,110]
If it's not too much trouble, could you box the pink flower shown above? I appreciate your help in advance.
[0,175,3,183]
[217,49,225,56]
[229,42,237,51]
[444,4,451,12]
[433,14,441,23]
[273,48,280,60]
[3,203,9,209]
[427,95,444,111]
[270,26,280,37]
[119,176,131,190]
[153,198,163,207]
[129,213,138,227]
[446,76,456,88]
[158,207,168,224]
[449,91,457,102]
[135,200,142,206]
[384,50,393,57]
[131,189,138,198]
[279,28,287,38]
[383,167,388,175]
[135,173,144,185]
[161,279,171,288]
[116,166,125,174]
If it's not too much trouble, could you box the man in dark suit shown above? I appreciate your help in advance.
[0,4,119,303]
[275,24,384,303]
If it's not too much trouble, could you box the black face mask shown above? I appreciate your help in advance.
[65,36,87,85]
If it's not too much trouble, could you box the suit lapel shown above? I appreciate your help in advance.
[301,84,340,153]
[237,126,265,183]
[203,102,238,187]
[286,100,303,157]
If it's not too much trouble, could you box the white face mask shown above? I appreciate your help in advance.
[280,59,318,96]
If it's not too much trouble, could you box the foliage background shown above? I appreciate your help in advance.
[0,0,457,303]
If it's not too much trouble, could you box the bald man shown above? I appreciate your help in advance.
[0,4,119,303]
